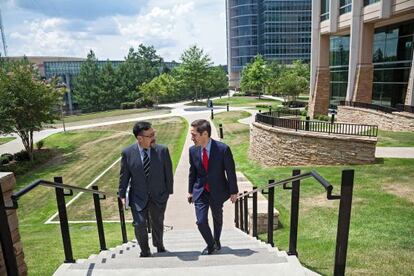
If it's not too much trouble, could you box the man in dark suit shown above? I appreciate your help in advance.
[188,119,238,255]
[119,121,174,257]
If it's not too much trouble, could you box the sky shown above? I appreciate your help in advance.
[0,0,228,64]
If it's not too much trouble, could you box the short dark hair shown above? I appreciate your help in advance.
[133,121,152,137]
[191,119,211,137]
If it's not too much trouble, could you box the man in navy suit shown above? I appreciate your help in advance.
[119,121,174,257]
[188,119,238,255]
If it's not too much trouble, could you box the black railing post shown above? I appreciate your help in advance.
[243,191,249,234]
[211,109,214,120]
[219,124,224,139]
[54,177,75,263]
[239,193,244,232]
[0,183,18,276]
[305,116,310,131]
[252,187,258,238]
[117,197,128,243]
[258,109,261,113]
[227,103,229,112]
[267,180,275,247]
[334,170,354,276]
[288,169,301,256]
[331,114,335,124]
[235,199,239,228]
[92,186,107,251]
[269,106,272,114]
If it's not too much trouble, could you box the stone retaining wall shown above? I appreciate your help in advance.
[337,106,414,132]
[0,172,27,276]
[249,122,377,166]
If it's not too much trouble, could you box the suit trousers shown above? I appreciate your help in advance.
[194,191,223,248]
[130,197,166,253]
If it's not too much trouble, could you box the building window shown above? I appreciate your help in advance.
[329,36,350,106]
[320,0,329,21]
[372,20,414,107]
[364,0,380,6]
[339,0,352,15]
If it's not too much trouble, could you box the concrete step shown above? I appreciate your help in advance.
[53,228,314,276]
[55,262,307,276]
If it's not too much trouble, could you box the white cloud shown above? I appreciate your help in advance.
[5,0,227,64]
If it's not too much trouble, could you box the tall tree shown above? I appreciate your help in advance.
[72,50,101,112]
[0,60,62,161]
[205,66,228,97]
[240,55,270,98]
[276,60,310,102]
[99,61,121,109]
[117,44,163,102]
[178,45,212,101]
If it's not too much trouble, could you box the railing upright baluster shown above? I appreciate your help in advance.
[239,193,244,232]
[54,177,75,263]
[334,170,355,276]
[235,198,239,228]
[267,180,275,247]
[252,187,258,238]
[117,197,128,243]
[288,169,301,256]
[243,191,249,234]
[92,186,107,251]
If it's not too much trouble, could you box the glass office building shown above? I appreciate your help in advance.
[226,0,311,87]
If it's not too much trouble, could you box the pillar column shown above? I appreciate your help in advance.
[345,0,363,102]
[405,49,414,106]
[352,23,374,103]
[309,34,331,117]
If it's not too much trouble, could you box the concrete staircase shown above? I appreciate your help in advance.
[54,228,318,276]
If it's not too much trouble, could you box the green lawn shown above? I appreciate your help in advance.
[377,130,414,147]
[13,116,187,275]
[0,137,15,145]
[186,96,282,108]
[213,111,414,276]
[49,107,171,127]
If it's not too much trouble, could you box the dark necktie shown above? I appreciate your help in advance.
[143,149,150,179]
[202,148,210,192]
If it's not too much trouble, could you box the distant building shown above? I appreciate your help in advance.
[226,0,312,88]
[308,0,414,117]
[5,56,180,112]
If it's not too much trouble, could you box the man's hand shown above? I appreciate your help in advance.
[187,193,193,204]
[230,194,238,203]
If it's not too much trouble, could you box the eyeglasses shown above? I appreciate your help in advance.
[139,132,155,139]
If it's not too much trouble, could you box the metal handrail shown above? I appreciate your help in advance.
[236,170,340,200]
[9,179,108,209]
[234,169,354,276]
[256,112,378,137]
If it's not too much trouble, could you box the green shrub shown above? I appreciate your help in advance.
[315,114,330,121]
[120,102,136,109]
[0,156,9,165]
[1,153,13,162]
[36,140,44,150]
[13,150,30,162]
[135,98,154,108]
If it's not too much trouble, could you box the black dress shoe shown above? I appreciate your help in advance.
[139,251,152,257]
[157,246,166,253]
[215,240,221,250]
[201,245,217,255]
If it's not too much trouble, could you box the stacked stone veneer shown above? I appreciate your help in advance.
[237,173,279,235]
[249,122,377,166]
[337,106,414,132]
[0,172,27,276]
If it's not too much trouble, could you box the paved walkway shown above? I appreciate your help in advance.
[164,112,235,230]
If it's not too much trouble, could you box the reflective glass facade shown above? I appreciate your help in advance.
[372,20,414,107]
[328,20,414,108]
[227,0,311,76]
[329,36,350,106]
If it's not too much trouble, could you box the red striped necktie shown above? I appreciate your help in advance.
[202,147,210,192]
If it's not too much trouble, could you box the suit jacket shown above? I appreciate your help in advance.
[188,139,238,205]
[119,143,173,211]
